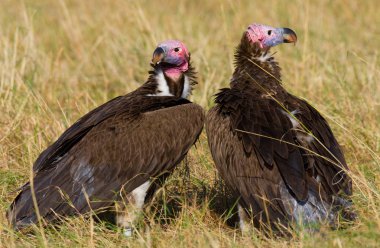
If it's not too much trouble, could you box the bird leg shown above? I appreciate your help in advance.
[116,181,150,237]
[238,204,252,234]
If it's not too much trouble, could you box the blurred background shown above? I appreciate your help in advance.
[0,0,379,247]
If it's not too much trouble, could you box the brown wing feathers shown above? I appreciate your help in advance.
[33,94,192,172]
[215,86,308,202]
[295,99,352,196]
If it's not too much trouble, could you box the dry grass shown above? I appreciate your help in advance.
[0,0,379,247]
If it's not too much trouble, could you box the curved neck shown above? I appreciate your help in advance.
[231,34,282,91]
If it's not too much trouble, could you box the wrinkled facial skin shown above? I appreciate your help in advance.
[246,23,297,49]
[152,40,190,73]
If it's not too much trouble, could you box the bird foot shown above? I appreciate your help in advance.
[123,227,134,238]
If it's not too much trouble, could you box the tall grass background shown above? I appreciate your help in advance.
[0,0,379,247]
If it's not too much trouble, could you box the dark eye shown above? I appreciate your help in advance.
[268,30,272,35]
[174,47,180,52]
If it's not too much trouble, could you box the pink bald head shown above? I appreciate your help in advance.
[246,23,297,49]
[152,40,190,79]
[157,40,190,61]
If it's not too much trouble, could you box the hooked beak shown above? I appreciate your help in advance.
[282,28,297,44]
[152,47,165,65]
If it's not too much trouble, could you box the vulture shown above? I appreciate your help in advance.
[8,40,204,236]
[206,24,354,232]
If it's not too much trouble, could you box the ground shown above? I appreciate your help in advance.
[0,0,379,247]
